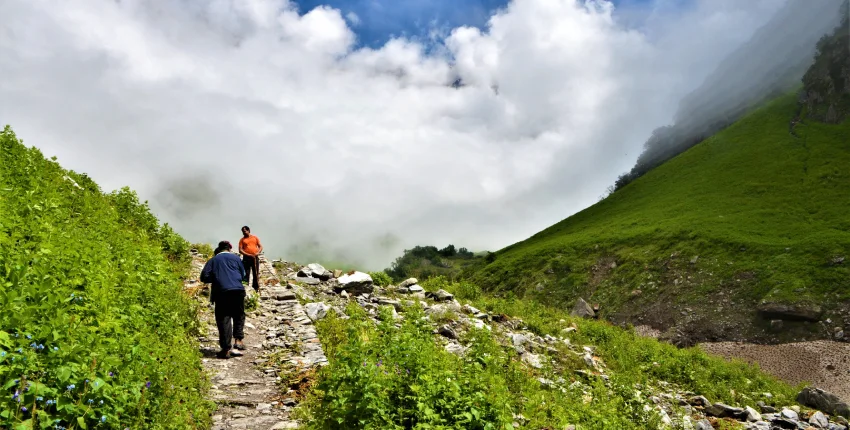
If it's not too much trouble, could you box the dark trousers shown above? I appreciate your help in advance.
[243,255,260,291]
[214,290,246,352]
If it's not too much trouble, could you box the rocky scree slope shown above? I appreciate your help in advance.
[264,261,850,429]
[465,93,850,347]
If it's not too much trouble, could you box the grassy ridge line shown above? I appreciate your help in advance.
[0,126,212,429]
[467,93,850,330]
[299,276,795,429]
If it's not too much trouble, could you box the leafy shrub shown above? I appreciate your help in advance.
[367,271,393,287]
[304,304,514,429]
[192,243,214,258]
[0,127,212,429]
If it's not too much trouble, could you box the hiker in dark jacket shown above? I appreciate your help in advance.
[201,241,248,359]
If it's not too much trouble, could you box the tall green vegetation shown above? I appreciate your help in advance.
[0,126,212,429]
[300,277,794,429]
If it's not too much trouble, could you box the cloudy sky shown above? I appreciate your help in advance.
[0,0,795,268]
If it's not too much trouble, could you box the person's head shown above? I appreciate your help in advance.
[214,240,232,255]
[241,225,250,237]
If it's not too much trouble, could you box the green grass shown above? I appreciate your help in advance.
[0,127,212,429]
[298,277,796,429]
[466,93,850,335]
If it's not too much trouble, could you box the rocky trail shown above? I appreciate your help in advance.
[186,252,327,430]
[185,253,850,430]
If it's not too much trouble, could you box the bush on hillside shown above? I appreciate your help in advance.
[0,126,212,429]
[368,271,393,287]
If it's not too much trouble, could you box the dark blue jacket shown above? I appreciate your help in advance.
[200,252,247,303]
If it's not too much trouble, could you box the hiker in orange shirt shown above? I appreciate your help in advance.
[238,226,264,292]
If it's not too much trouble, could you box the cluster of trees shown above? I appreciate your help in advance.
[385,245,477,281]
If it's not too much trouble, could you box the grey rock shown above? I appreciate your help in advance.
[810,411,829,428]
[745,405,762,422]
[462,304,481,315]
[522,352,544,369]
[445,342,466,356]
[758,302,822,322]
[798,387,850,418]
[570,298,595,318]
[427,289,454,302]
[757,401,776,413]
[270,422,299,429]
[399,278,418,289]
[437,325,457,340]
[695,419,714,430]
[706,402,744,418]
[305,303,330,322]
[830,424,848,430]
[779,408,798,420]
[295,276,321,285]
[335,271,374,295]
[377,298,403,311]
[689,396,711,407]
[298,263,330,280]
[408,285,424,293]
[745,422,770,430]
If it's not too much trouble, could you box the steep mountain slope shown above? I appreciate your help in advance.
[616,0,843,188]
[466,93,850,345]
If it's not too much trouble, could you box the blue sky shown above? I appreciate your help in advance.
[293,0,662,47]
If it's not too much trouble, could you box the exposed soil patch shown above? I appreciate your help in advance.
[700,340,850,402]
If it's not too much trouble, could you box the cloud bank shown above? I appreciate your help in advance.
[0,0,796,268]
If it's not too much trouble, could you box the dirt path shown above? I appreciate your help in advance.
[700,340,850,402]
[186,253,327,430]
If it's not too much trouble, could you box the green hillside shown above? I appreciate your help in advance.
[0,127,212,429]
[467,93,850,344]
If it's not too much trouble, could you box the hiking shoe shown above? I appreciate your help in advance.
[215,350,231,359]
[229,349,244,357]
[233,341,246,350]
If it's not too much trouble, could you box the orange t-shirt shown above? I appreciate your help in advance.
[239,235,261,255]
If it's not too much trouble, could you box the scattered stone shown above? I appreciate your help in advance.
[571,298,595,319]
[522,352,544,369]
[305,302,330,322]
[695,419,713,430]
[780,408,798,420]
[797,387,850,419]
[377,298,403,311]
[758,302,823,322]
[333,269,343,278]
[437,325,457,340]
[689,396,711,407]
[811,411,830,428]
[335,272,374,295]
[408,285,424,293]
[744,406,762,422]
[270,422,299,429]
[298,263,330,280]
[399,278,418,289]
[706,403,744,419]
[427,289,454,302]
[462,304,481,315]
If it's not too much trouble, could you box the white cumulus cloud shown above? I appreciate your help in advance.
[0,0,794,268]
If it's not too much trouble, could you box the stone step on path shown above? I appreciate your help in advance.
[189,252,328,430]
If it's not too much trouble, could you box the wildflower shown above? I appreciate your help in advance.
[53,346,59,351]
[21,406,27,412]
[0,351,5,357]
[37,397,43,402]
[85,379,90,384]
[87,399,94,404]
[26,334,32,339]
[13,391,19,399]
[145,381,151,388]
[99,400,104,405]
[16,348,22,353]
[108,372,113,377]
[67,384,75,391]
[14,379,19,384]
[101,416,106,423]
[38,344,44,350]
